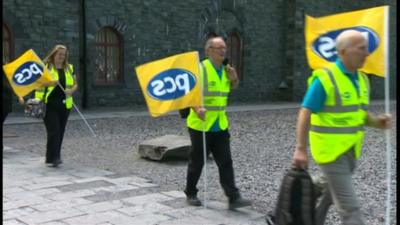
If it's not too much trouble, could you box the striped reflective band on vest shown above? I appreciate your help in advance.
[322,104,368,112]
[359,72,370,111]
[205,106,226,111]
[202,63,228,111]
[310,125,364,133]
[310,68,364,133]
[320,68,369,112]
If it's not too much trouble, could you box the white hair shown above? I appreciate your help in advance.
[204,36,224,54]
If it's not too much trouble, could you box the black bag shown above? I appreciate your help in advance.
[24,98,46,119]
[179,107,190,119]
[266,168,316,225]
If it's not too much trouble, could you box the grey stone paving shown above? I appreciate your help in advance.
[3,146,265,225]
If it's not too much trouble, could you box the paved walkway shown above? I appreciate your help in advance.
[3,146,265,225]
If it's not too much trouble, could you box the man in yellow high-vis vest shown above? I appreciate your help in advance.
[184,37,252,210]
[292,30,391,225]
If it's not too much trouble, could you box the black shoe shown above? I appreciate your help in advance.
[265,213,276,225]
[314,183,323,199]
[229,196,252,210]
[48,159,62,168]
[53,159,62,167]
[186,195,202,206]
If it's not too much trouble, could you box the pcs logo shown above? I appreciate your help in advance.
[147,69,197,100]
[13,61,44,85]
[312,26,379,62]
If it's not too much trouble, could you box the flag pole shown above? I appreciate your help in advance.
[196,53,208,209]
[383,6,392,225]
[56,82,96,137]
[202,116,207,209]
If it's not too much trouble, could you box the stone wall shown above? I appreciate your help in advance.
[3,0,396,110]
[291,0,397,101]
[3,0,81,109]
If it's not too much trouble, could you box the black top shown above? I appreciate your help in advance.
[47,69,66,104]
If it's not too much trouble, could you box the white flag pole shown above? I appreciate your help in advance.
[196,53,208,208]
[56,82,96,137]
[202,118,208,209]
[71,102,97,137]
[383,6,392,225]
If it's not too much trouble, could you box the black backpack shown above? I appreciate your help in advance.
[179,107,190,119]
[266,168,316,225]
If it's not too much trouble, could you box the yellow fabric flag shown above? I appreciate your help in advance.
[135,51,202,117]
[3,49,56,97]
[305,6,387,76]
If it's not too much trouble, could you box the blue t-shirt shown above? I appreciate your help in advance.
[301,60,360,113]
[209,61,224,132]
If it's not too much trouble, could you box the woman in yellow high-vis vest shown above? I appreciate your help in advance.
[292,30,391,225]
[35,45,78,167]
[184,37,251,210]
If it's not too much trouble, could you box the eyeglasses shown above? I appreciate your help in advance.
[210,46,226,50]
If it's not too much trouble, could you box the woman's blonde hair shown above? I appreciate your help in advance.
[43,44,71,73]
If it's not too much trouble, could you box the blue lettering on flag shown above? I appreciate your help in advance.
[312,26,379,62]
[13,61,44,85]
[147,69,197,100]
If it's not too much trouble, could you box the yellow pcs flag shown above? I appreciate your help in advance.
[3,49,55,97]
[135,51,202,117]
[305,6,387,76]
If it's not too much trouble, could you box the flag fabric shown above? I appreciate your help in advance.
[3,49,55,97]
[305,6,387,76]
[135,51,202,117]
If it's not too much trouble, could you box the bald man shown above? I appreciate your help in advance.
[291,30,391,225]
[184,36,251,210]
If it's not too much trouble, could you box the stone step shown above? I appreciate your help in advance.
[138,135,191,160]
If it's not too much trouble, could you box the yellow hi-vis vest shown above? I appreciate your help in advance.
[187,59,231,131]
[309,63,370,164]
[35,64,75,109]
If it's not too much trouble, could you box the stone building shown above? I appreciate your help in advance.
[3,0,397,110]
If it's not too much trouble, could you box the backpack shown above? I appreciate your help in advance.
[266,168,316,225]
[179,107,190,119]
[24,98,46,119]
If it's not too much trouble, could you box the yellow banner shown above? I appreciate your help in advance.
[305,6,387,76]
[3,49,55,97]
[135,51,202,117]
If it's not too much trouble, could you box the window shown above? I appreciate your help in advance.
[226,32,243,80]
[94,27,122,84]
[3,23,13,63]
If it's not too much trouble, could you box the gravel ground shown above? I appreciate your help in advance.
[3,104,397,224]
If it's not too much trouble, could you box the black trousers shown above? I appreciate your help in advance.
[43,101,70,163]
[185,128,239,199]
